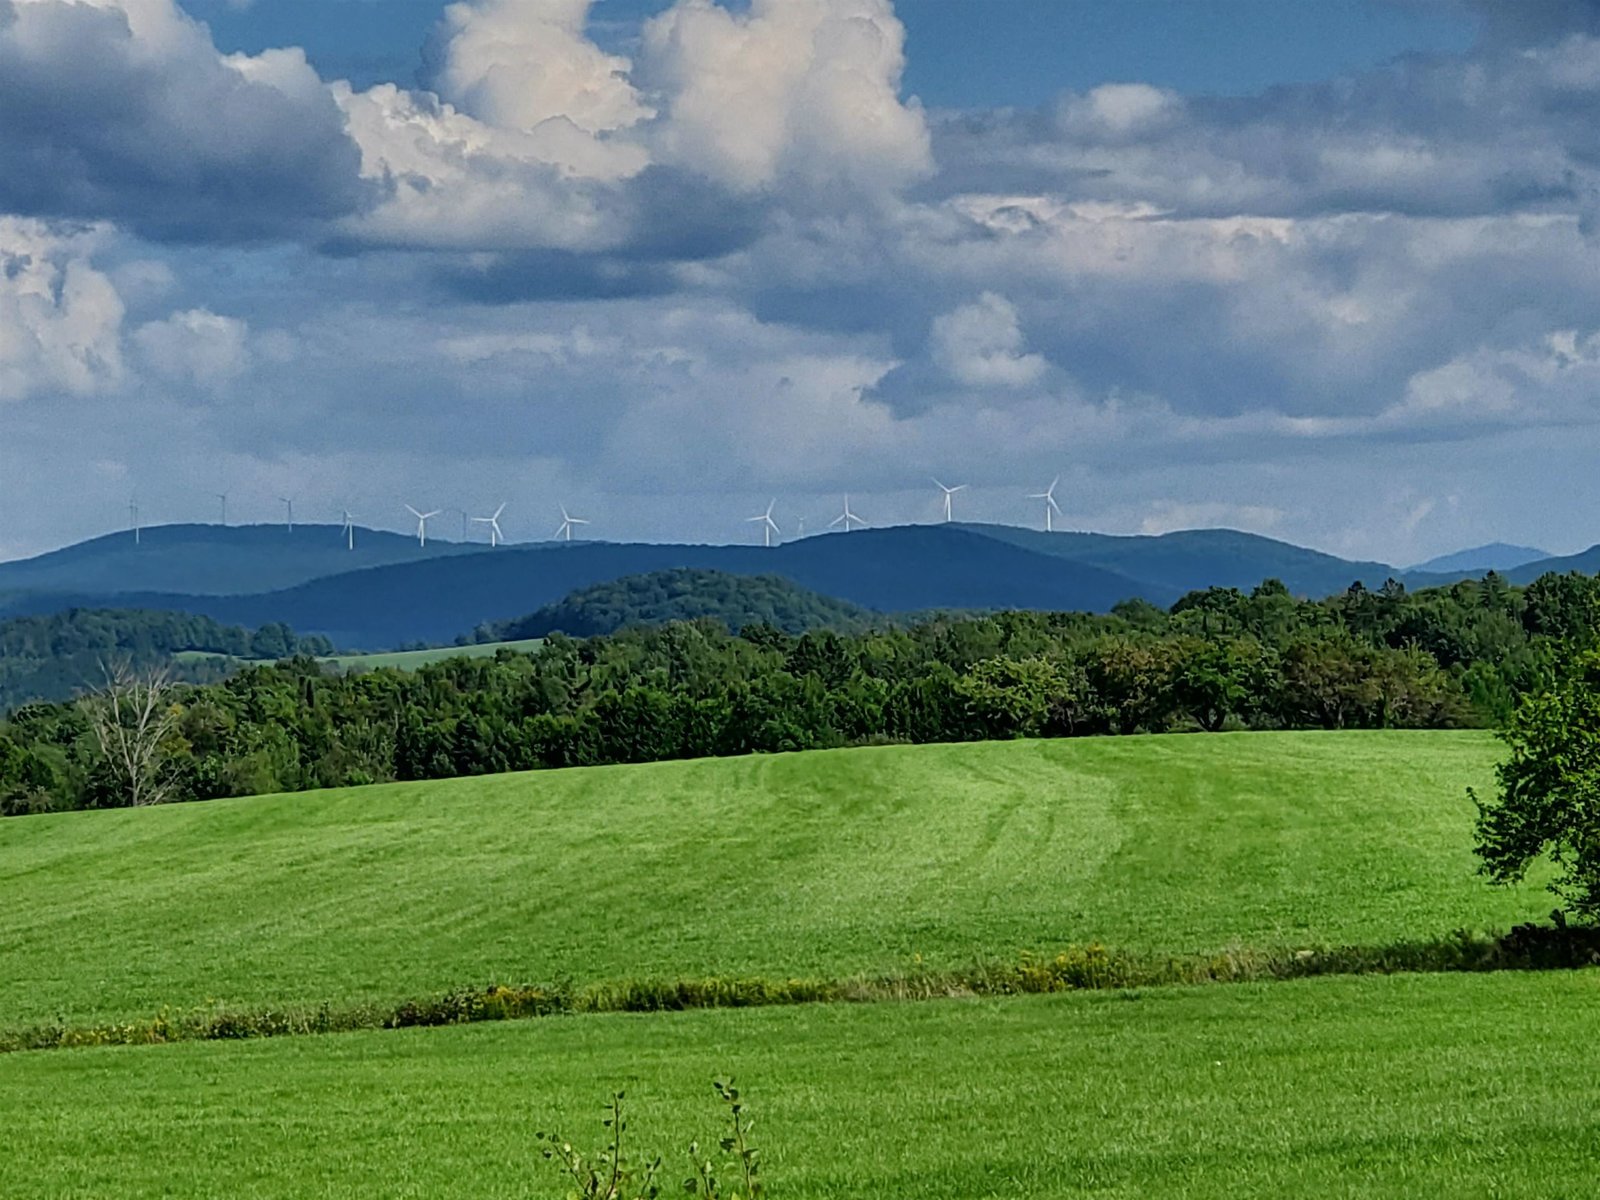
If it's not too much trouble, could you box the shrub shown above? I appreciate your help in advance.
[535,1081,764,1200]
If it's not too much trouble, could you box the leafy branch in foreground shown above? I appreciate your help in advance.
[535,1081,764,1200]
[1474,649,1600,920]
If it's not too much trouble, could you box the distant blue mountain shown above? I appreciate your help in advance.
[0,521,1472,650]
[0,526,1176,648]
[1407,542,1552,575]
[955,524,1400,596]
[0,523,478,597]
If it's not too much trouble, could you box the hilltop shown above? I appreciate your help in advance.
[1409,542,1552,575]
[473,568,882,640]
[0,523,479,598]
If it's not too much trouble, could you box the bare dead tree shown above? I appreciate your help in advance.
[81,659,180,808]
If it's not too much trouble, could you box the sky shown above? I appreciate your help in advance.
[3,0,1600,566]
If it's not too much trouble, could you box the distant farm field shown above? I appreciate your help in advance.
[6,972,1600,1198]
[316,638,546,670]
[0,731,1545,1028]
[174,637,546,673]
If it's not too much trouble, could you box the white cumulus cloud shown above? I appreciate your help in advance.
[133,308,250,387]
[930,293,1047,389]
[641,0,931,194]
[0,218,124,401]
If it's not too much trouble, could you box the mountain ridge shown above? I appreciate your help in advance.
[3,521,1596,650]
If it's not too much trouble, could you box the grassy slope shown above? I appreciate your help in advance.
[318,638,547,670]
[173,638,547,672]
[0,731,1545,1027]
[6,972,1600,1198]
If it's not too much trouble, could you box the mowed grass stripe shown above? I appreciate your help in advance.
[0,731,1545,1027]
[4,972,1599,1199]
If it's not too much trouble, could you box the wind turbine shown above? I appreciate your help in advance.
[828,494,868,533]
[933,478,967,523]
[279,496,294,532]
[405,504,441,547]
[216,492,228,527]
[473,503,507,547]
[746,499,780,547]
[1029,476,1063,533]
[340,510,357,551]
[554,504,589,542]
[128,498,141,545]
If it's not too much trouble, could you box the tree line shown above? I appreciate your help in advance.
[2,570,1596,817]
[0,609,335,711]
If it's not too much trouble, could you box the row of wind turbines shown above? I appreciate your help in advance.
[124,475,1069,550]
[744,475,1065,547]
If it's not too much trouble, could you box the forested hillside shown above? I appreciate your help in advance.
[2,569,1591,817]
[473,569,881,640]
[0,610,332,710]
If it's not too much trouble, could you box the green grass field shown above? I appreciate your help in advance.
[5,971,1599,1198]
[317,638,546,670]
[0,730,1547,1028]
[175,637,545,672]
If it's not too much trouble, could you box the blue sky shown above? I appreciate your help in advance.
[4,0,1600,564]
[182,0,1480,105]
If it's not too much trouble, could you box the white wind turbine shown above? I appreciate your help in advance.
[1029,476,1063,532]
[554,504,589,542]
[933,478,967,523]
[473,503,507,547]
[829,494,868,533]
[340,510,357,551]
[216,492,228,527]
[279,496,294,532]
[746,499,781,547]
[128,497,141,545]
[406,504,441,547]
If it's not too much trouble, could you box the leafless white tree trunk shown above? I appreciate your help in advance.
[82,660,179,807]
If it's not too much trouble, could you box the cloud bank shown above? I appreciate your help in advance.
[5,0,1600,566]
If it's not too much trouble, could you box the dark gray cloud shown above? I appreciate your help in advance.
[0,0,368,242]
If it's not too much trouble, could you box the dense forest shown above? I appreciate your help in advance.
[0,609,335,711]
[470,569,881,640]
[2,570,1594,817]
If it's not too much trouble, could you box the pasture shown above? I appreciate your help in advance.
[4,971,1599,1198]
[0,730,1546,1029]
[174,637,546,673]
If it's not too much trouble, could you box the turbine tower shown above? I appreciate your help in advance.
[933,478,968,523]
[340,510,357,551]
[405,504,441,547]
[216,492,228,527]
[473,503,507,547]
[279,496,294,532]
[828,494,868,533]
[1029,476,1063,533]
[746,499,781,547]
[128,498,141,545]
[554,504,589,542]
